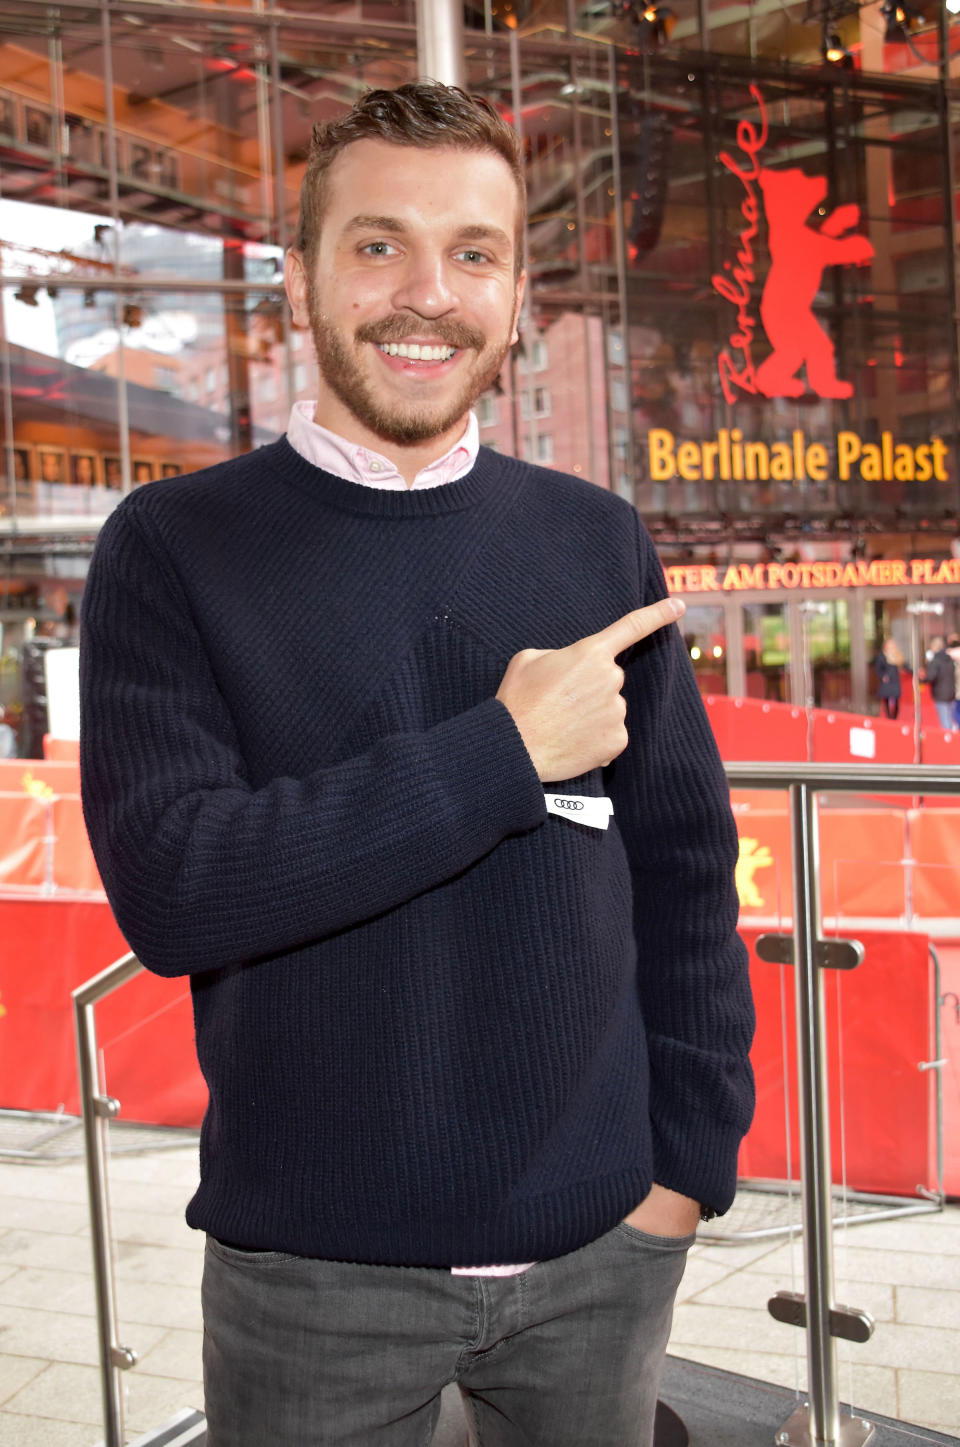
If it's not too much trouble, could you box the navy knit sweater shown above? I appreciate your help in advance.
[80,438,755,1268]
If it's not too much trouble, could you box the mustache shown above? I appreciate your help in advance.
[355,316,485,351]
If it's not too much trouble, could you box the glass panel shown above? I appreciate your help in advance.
[609,53,958,528]
[681,603,727,696]
[803,598,852,710]
[744,602,789,702]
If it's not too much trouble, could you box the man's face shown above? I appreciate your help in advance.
[285,139,525,452]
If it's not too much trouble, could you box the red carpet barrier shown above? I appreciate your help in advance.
[0,750,956,1192]
[733,793,908,922]
[704,696,807,760]
[738,926,937,1196]
[0,898,207,1126]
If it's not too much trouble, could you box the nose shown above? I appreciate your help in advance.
[390,250,457,319]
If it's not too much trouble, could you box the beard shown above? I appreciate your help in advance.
[306,287,514,446]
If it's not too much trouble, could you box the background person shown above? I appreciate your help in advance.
[873,636,902,720]
[924,634,957,731]
[80,82,755,1447]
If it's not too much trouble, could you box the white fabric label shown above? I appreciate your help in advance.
[544,793,614,830]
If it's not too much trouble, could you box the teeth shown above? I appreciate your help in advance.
[377,342,456,361]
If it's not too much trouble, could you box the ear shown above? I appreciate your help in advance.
[510,270,527,347]
[284,249,311,329]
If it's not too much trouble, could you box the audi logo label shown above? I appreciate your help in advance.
[553,797,584,812]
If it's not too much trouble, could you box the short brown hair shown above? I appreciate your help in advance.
[293,81,526,277]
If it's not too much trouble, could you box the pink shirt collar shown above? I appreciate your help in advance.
[286,402,479,491]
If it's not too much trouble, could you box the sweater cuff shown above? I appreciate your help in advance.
[434,695,548,850]
[647,1035,755,1216]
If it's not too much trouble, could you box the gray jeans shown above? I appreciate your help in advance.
[201,1221,693,1447]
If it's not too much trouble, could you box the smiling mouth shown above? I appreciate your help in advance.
[375,341,457,362]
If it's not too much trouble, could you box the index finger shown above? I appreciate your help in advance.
[587,596,685,655]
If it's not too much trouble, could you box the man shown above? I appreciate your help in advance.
[924,635,957,732]
[80,83,754,1447]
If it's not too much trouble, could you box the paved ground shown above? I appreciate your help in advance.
[0,1127,957,1445]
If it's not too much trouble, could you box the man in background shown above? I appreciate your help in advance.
[81,82,754,1447]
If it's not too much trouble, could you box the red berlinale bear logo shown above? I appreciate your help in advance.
[713,85,875,404]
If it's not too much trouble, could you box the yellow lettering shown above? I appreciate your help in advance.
[837,431,861,480]
[806,444,828,482]
[769,444,793,481]
[842,563,860,586]
[793,430,805,482]
[890,560,907,584]
[676,442,701,481]
[665,566,686,592]
[649,429,676,482]
[718,429,731,481]
[931,438,949,481]
[702,442,719,481]
[915,445,933,483]
[881,431,894,480]
[744,443,770,481]
[861,444,882,481]
[893,445,915,483]
[722,565,742,591]
[739,563,766,589]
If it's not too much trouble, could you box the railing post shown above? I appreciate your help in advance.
[790,782,842,1444]
[73,952,143,1447]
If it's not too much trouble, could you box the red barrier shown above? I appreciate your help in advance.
[811,710,914,766]
[738,927,937,1196]
[43,736,80,762]
[704,695,807,760]
[732,795,908,922]
[0,898,206,1125]
[0,759,101,893]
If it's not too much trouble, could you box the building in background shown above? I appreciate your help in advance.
[1,0,959,745]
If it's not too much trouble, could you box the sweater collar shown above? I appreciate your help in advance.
[261,435,521,519]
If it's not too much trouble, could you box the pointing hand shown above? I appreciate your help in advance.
[496,597,685,782]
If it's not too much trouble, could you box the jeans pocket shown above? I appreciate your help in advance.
[612,1222,697,1251]
[207,1235,302,1266]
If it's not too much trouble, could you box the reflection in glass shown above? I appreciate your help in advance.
[744,603,789,702]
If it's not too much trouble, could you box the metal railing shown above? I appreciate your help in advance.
[73,760,960,1447]
[723,761,960,1447]
[73,950,144,1447]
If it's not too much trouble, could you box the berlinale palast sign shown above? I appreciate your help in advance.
[646,86,947,488]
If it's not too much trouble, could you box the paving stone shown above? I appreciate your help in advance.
[896,1284,960,1329]
[0,1197,88,1236]
[0,1409,101,1446]
[134,1328,203,1383]
[0,1356,48,1407]
[897,1368,960,1428]
[0,1302,166,1368]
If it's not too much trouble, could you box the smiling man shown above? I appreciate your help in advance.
[80,83,754,1447]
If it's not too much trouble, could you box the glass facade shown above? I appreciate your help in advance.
[1,0,959,749]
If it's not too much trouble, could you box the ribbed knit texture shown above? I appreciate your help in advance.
[80,438,755,1267]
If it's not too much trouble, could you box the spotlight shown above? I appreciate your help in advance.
[639,2,676,44]
[13,284,40,307]
[947,0,960,14]
[824,32,853,67]
[881,0,922,42]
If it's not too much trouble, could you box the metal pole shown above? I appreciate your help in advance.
[73,953,143,1447]
[417,0,465,87]
[790,781,840,1445]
